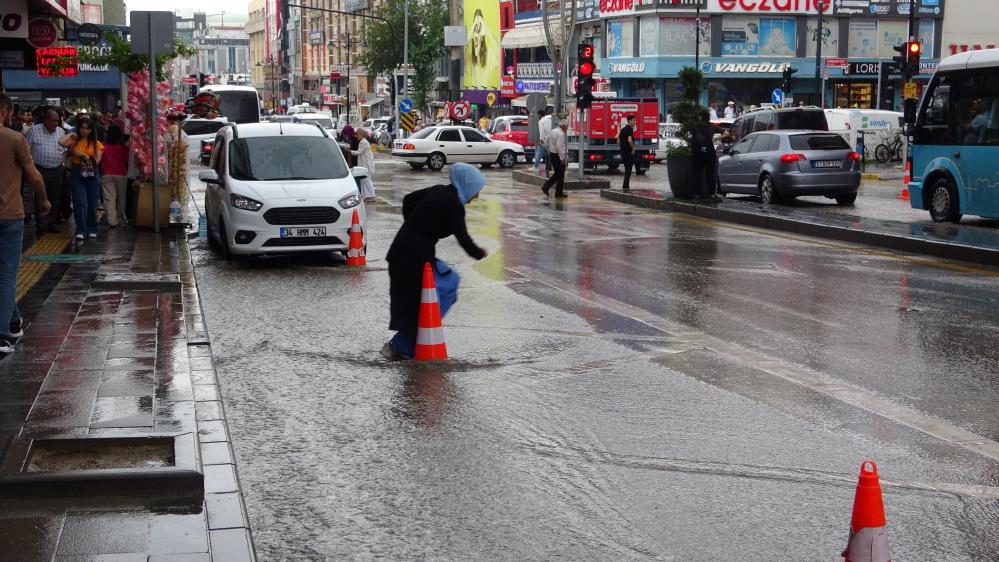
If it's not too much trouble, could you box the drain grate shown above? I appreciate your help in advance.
[28,440,174,472]
[25,254,96,263]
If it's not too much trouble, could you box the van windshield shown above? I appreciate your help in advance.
[229,136,348,181]
[215,90,260,124]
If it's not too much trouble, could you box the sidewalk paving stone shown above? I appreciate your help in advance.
[0,228,255,561]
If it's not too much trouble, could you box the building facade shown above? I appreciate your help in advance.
[247,0,271,105]
[597,0,946,114]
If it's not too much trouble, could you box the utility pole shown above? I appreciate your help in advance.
[815,0,824,107]
[394,0,408,141]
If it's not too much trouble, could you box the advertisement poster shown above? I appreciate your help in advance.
[758,17,795,56]
[848,19,877,58]
[806,17,838,57]
[659,17,711,57]
[463,0,501,90]
[606,20,634,58]
[721,16,759,56]
[877,19,907,57]
[918,19,935,56]
[639,16,658,57]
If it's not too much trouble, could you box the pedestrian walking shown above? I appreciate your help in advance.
[618,114,636,192]
[24,108,66,234]
[382,162,488,360]
[340,122,355,165]
[99,125,129,227]
[351,129,376,202]
[691,109,728,200]
[0,93,51,354]
[59,117,104,241]
[542,119,568,198]
[709,101,719,121]
[724,101,737,119]
[534,110,552,176]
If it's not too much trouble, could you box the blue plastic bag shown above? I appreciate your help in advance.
[390,259,461,358]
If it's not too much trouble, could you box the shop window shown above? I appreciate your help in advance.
[606,19,635,58]
[918,20,935,58]
[514,0,539,14]
[659,16,710,57]
[640,16,659,57]
[721,16,796,57]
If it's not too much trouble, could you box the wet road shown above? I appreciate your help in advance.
[189,161,999,560]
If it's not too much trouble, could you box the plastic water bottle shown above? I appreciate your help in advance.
[169,198,183,223]
[198,214,208,239]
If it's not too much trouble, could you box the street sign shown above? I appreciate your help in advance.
[399,98,413,114]
[400,112,415,132]
[129,11,175,55]
[525,93,547,114]
[77,23,101,46]
[450,100,470,121]
[904,81,917,99]
[772,88,784,105]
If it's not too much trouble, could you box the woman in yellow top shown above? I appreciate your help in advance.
[59,117,104,241]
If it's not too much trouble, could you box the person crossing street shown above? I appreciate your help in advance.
[618,115,636,192]
[542,119,568,199]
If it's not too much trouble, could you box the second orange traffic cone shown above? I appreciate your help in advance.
[346,209,366,266]
[842,460,891,562]
[414,262,448,361]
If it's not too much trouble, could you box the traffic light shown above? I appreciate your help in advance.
[782,67,797,94]
[906,41,922,78]
[892,43,907,77]
[198,72,206,87]
[576,43,595,110]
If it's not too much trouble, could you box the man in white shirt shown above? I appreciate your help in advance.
[24,108,66,233]
[724,101,737,118]
[535,110,552,176]
[541,119,568,198]
[708,101,719,121]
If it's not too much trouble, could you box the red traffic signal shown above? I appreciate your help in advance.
[908,42,921,56]
[579,61,595,77]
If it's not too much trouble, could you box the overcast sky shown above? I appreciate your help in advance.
[124,0,252,23]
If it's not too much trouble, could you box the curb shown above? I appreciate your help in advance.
[600,189,999,268]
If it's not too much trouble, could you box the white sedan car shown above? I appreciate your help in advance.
[199,122,367,258]
[392,125,525,170]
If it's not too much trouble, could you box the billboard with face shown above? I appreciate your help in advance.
[464,0,501,90]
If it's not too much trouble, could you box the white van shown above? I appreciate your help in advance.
[824,109,903,150]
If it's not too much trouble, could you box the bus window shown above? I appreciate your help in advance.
[216,90,260,123]
[916,75,952,145]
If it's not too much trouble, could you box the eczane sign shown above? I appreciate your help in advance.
[709,0,831,14]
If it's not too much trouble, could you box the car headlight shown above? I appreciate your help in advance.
[229,194,263,211]
[338,193,361,209]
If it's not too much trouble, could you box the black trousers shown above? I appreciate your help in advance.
[622,153,634,190]
[36,166,63,228]
[542,154,565,195]
[692,149,718,199]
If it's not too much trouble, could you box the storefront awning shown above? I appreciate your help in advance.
[501,24,547,50]
[511,95,553,108]
[1,69,121,90]
[359,97,385,108]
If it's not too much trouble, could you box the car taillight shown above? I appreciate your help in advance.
[403,143,415,150]
[641,153,655,160]
[587,154,605,161]
[847,151,861,161]
[202,143,214,153]
[780,153,806,163]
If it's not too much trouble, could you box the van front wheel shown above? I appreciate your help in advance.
[928,177,962,223]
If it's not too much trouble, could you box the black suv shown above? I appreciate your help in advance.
[727,107,829,145]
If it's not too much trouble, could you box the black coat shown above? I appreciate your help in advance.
[387,185,486,334]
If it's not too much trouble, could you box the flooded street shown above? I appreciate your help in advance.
[190,163,999,560]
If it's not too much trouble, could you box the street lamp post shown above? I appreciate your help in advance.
[695,3,701,70]
[331,33,362,123]
[815,0,825,107]
[256,58,279,113]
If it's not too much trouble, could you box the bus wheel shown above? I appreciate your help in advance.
[929,177,962,223]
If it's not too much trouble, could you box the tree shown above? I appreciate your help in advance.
[358,0,449,112]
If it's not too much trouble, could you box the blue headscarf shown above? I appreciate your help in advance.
[449,162,487,204]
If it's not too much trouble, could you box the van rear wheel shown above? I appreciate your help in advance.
[928,177,962,223]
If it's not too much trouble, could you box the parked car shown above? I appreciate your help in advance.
[198,122,368,258]
[727,107,829,145]
[182,117,228,163]
[392,125,525,170]
[718,131,861,206]
[291,113,336,136]
[488,117,535,163]
[362,117,392,130]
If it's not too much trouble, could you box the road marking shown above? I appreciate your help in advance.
[510,264,999,465]
[16,232,73,301]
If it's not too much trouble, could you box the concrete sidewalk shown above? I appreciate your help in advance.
[601,187,999,268]
[0,227,254,561]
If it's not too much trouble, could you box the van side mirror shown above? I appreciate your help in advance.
[199,169,221,185]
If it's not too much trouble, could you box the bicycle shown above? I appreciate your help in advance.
[874,131,903,163]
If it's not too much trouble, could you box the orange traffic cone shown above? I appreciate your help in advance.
[899,162,911,201]
[842,460,891,562]
[414,262,447,361]
[346,209,366,266]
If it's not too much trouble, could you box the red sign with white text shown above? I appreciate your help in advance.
[709,0,830,14]
[825,57,848,68]
[599,0,634,15]
[36,46,80,78]
[27,17,57,48]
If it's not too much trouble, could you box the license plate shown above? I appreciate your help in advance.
[394,142,403,149]
[814,160,841,168]
[279,226,326,238]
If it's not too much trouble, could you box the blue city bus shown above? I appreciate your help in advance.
[910,48,999,223]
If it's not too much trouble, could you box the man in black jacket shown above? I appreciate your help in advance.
[691,109,728,200]
[618,115,636,191]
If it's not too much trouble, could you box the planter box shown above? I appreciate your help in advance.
[666,154,699,199]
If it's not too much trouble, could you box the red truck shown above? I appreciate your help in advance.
[566,97,658,173]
